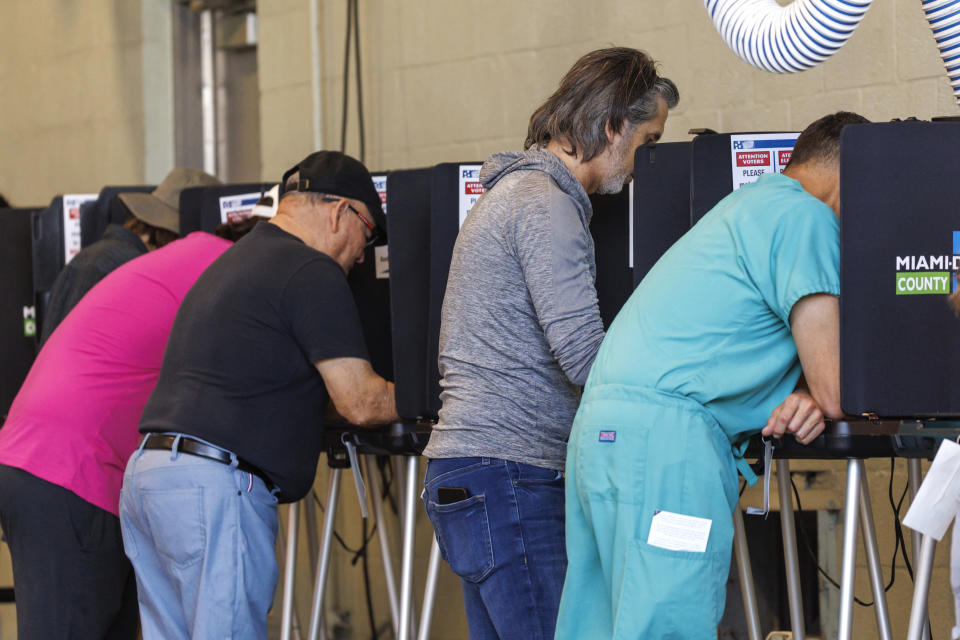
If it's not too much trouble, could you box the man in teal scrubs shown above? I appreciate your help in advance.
[554,112,868,639]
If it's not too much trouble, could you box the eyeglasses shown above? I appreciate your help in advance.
[322,196,380,247]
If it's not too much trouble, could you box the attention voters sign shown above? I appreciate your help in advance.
[730,133,800,190]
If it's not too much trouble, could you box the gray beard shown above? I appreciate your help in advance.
[595,172,629,195]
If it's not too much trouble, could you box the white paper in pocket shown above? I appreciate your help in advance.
[647,510,712,552]
[904,439,960,541]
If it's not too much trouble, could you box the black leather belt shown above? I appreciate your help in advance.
[142,434,273,491]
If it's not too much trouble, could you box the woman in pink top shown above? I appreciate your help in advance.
[0,231,233,639]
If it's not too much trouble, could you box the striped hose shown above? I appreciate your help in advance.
[923,0,960,104]
[704,0,874,73]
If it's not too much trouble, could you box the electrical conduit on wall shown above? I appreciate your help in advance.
[923,0,960,104]
[703,0,874,73]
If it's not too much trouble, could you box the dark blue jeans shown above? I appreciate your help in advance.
[423,457,567,640]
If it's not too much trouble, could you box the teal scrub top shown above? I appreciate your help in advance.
[587,172,840,442]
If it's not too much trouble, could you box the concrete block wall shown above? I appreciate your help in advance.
[0,1,147,207]
[258,0,960,181]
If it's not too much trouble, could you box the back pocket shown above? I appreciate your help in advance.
[425,494,494,583]
[614,539,726,639]
[142,487,206,569]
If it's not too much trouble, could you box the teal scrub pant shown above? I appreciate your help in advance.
[555,385,740,640]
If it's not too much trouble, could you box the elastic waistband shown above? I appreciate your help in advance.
[582,383,758,485]
[583,383,716,425]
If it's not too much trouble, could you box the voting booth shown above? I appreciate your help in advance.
[386,167,435,419]
[390,160,643,418]
[631,141,692,286]
[31,194,97,335]
[590,189,633,329]
[348,174,393,380]
[79,185,154,247]
[834,119,960,640]
[178,182,272,235]
[840,120,960,418]
[0,208,42,419]
[425,163,482,417]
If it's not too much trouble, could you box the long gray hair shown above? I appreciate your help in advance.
[525,47,679,161]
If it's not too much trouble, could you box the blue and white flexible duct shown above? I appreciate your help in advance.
[923,0,960,104]
[704,0,874,73]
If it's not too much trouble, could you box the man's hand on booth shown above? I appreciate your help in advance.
[762,391,825,444]
[315,357,399,427]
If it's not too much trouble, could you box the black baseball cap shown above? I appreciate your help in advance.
[280,150,387,245]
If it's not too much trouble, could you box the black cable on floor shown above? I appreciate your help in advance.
[311,490,378,559]
[787,457,923,613]
[361,515,378,639]
[887,456,914,581]
[788,472,875,606]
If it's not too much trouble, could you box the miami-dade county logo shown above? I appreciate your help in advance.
[893,232,960,295]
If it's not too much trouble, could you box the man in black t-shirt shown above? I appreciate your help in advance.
[118,151,399,640]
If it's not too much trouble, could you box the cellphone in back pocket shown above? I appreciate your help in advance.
[437,486,470,504]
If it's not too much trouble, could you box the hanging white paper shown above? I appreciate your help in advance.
[219,193,262,224]
[904,439,960,541]
[372,174,388,279]
[62,194,98,264]
[458,164,484,229]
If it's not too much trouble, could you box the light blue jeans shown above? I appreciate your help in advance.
[119,439,279,640]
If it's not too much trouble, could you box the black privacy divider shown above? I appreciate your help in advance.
[690,132,734,225]
[631,141,693,287]
[426,162,480,417]
[348,174,393,381]
[840,120,960,417]
[589,188,632,329]
[79,185,154,247]
[386,168,434,419]
[179,183,272,234]
[1,208,41,419]
[30,197,65,331]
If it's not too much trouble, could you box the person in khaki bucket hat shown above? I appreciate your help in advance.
[39,168,221,343]
[118,167,221,235]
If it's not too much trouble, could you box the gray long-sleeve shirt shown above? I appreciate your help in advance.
[422,150,606,469]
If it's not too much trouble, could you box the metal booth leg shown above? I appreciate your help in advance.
[908,458,932,640]
[838,459,862,640]
[398,455,420,640]
[733,506,763,640]
[304,489,321,583]
[280,500,300,640]
[308,469,342,640]
[366,455,401,637]
[907,535,938,640]
[417,535,442,640]
[777,459,806,640]
[857,467,892,640]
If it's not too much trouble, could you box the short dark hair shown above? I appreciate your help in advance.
[524,47,679,162]
[123,215,178,249]
[787,111,870,168]
[213,215,266,241]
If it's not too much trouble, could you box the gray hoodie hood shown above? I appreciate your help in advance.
[480,150,593,227]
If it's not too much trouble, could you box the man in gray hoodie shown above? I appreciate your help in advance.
[421,47,679,639]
